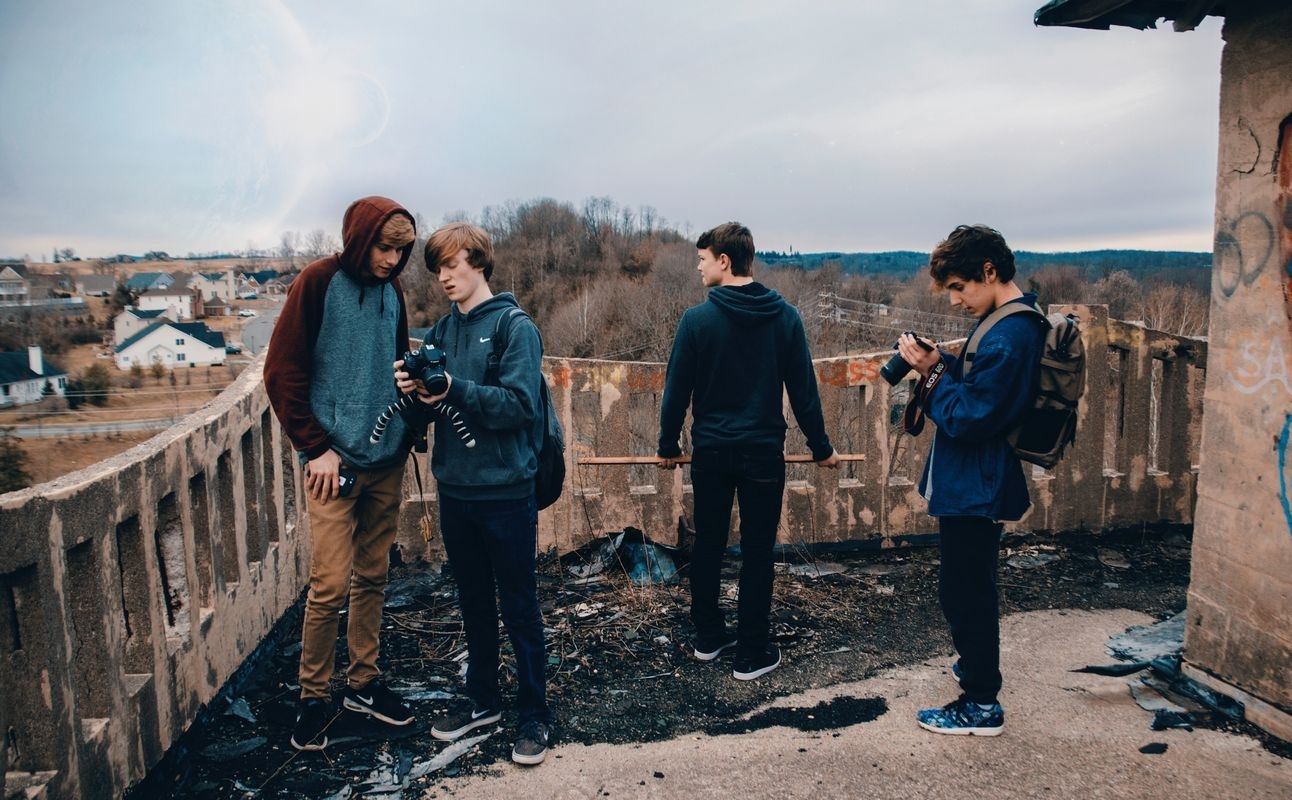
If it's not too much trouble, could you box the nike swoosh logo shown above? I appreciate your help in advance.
[356,694,373,704]
[479,337,491,343]
[472,709,491,719]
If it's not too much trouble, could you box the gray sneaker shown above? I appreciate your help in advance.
[511,721,552,765]
[431,705,502,741]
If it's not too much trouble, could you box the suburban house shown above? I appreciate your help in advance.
[0,266,28,303]
[75,274,116,297]
[137,276,200,321]
[113,307,170,345]
[0,345,67,407]
[114,321,226,370]
[123,271,175,294]
[203,297,232,317]
[189,270,238,302]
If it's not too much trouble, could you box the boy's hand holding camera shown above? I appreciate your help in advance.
[896,333,941,378]
[394,359,452,405]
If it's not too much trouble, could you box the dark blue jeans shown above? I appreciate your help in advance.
[938,515,1004,704]
[688,447,786,657]
[439,494,550,724]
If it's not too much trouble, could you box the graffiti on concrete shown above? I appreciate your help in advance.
[1215,211,1275,300]
[1280,115,1292,329]
[1230,338,1292,395]
[1280,415,1292,537]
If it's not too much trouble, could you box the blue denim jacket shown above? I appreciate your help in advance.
[917,294,1046,521]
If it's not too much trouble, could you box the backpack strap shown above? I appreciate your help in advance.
[963,301,1046,376]
[485,307,543,383]
[428,313,452,348]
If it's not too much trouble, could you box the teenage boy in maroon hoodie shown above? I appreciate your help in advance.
[264,196,418,751]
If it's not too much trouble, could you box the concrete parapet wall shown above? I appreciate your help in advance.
[0,306,1207,798]
[0,361,308,799]
[392,305,1207,558]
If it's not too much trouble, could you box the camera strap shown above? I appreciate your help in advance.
[409,452,434,543]
[902,357,946,436]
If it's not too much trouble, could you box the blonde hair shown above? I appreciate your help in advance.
[424,222,494,281]
[379,214,416,248]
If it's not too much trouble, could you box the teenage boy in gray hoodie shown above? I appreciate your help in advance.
[658,222,839,681]
[394,222,552,765]
[264,196,418,751]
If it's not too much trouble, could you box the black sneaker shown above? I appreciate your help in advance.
[732,645,782,681]
[290,698,332,751]
[342,679,414,726]
[511,720,552,765]
[431,705,502,742]
[692,632,738,662]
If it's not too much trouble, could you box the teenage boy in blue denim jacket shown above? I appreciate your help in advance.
[895,225,1046,736]
[395,222,552,765]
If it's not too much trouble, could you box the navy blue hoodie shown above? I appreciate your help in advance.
[658,282,833,460]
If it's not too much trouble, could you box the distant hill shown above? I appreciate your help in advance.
[759,249,1212,280]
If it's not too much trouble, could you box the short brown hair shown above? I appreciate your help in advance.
[929,225,1016,286]
[697,222,755,277]
[424,222,494,281]
[379,214,416,248]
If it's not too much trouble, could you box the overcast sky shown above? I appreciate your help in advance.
[0,1,1225,259]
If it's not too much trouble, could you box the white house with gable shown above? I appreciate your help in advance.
[0,346,67,407]
[115,321,226,370]
[137,276,200,321]
[113,307,170,345]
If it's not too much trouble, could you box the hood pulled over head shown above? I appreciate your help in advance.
[339,196,416,285]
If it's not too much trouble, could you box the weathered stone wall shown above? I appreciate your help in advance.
[393,305,1206,558]
[0,363,308,800]
[1185,0,1292,719]
[0,305,1206,798]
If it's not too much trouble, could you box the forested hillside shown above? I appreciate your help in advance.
[398,198,1211,361]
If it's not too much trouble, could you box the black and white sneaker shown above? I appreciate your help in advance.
[290,698,332,751]
[342,679,414,726]
[692,632,738,662]
[431,705,502,741]
[732,645,782,681]
[511,721,552,765]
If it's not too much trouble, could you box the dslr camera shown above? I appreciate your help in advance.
[401,343,449,396]
[880,332,935,386]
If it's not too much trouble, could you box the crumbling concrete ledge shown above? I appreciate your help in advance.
[437,609,1289,800]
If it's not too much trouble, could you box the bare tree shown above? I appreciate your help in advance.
[301,229,339,260]
[279,231,299,269]
[1141,283,1209,336]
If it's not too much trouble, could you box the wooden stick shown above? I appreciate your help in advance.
[577,454,865,465]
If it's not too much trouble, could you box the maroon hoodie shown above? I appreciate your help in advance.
[263,196,416,466]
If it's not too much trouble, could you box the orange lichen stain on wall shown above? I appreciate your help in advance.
[625,369,666,392]
[547,361,574,389]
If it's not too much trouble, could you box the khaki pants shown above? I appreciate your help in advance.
[298,461,406,699]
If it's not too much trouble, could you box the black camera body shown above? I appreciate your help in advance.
[880,332,935,386]
[401,344,449,396]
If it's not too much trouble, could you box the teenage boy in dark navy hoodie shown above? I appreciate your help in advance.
[394,222,553,765]
[894,224,1046,736]
[264,196,418,751]
[657,222,840,681]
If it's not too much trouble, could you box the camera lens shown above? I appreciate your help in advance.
[879,352,913,386]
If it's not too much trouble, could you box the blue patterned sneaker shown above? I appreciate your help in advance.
[916,697,1004,736]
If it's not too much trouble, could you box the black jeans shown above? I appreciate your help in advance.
[689,447,786,656]
[938,515,1004,704]
[440,494,550,724]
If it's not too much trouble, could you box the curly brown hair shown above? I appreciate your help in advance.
[928,225,1016,286]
